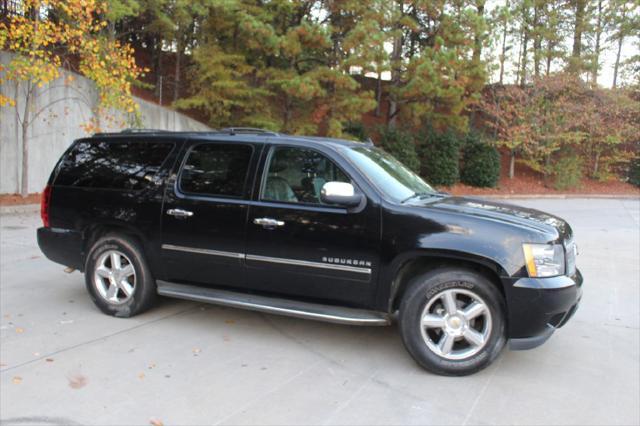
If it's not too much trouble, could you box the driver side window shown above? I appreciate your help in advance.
[262,146,349,205]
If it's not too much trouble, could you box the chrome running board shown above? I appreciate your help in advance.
[156,281,391,326]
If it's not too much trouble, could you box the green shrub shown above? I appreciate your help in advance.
[552,154,583,190]
[419,129,460,186]
[628,157,640,187]
[377,127,420,173]
[460,134,501,188]
[343,122,369,142]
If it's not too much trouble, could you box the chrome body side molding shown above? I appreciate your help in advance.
[161,244,372,275]
[245,254,371,275]
[156,281,390,326]
[161,244,244,259]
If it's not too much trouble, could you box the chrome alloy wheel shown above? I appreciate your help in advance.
[93,250,136,305]
[420,288,492,360]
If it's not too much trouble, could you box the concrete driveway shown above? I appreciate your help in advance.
[1,198,638,426]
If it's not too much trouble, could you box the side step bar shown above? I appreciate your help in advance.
[156,281,391,326]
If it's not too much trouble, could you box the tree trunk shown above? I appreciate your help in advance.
[520,27,528,87]
[472,0,485,65]
[173,36,182,103]
[592,0,603,84]
[533,1,541,78]
[612,33,624,88]
[499,4,508,84]
[375,71,382,117]
[593,151,600,177]
[20,86,31,197]
[546,39,554,75]
[570,0,586,74]
[388,0,403,128]
[509,149,516,179]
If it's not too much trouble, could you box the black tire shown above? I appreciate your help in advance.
[398,267,506,376]
[84,233,157,318]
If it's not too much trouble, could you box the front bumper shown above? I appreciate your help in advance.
[503,269,583,350]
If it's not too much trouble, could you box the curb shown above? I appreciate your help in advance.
[471,194,640,200]
[0,204,40,215]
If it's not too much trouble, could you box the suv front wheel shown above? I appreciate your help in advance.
[84,233,157,318]
[399,267,506,376]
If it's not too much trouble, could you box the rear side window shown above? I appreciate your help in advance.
[179,144,252,198]
[55,140,175,190]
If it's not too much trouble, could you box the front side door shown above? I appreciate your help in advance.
[160,140,260,288]
[244,145,381,308]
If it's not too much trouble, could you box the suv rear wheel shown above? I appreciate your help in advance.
[84,234,156,317]
[399,267,506,376]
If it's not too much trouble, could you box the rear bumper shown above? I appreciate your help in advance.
[504,269,583,350]
[37,227,84,270]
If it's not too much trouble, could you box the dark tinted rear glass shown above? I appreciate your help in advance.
[55,140,175,190]
[179,144,252,197]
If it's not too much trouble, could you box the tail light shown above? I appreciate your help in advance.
[41,185,52,228]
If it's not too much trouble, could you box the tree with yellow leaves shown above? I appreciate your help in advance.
[0,0,145,196]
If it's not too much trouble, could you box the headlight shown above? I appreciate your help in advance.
[522,243,565,277]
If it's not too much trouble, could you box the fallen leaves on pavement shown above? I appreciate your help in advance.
[67,374,88,389]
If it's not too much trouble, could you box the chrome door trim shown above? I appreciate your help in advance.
[161,244,244,259]
[245,254,371,275]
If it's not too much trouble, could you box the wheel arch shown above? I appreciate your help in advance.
[386,250,508,313]
[82,221,149,270]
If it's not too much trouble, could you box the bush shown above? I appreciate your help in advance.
[460,134,501,188]
[552,154,583,190]
[377,127,420,173]
[628,157,640,187]
[419,129,460,186]
[343,122,369,142]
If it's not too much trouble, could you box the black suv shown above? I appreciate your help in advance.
[38,129,582,375]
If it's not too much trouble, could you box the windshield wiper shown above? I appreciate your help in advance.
[401,192,436,203]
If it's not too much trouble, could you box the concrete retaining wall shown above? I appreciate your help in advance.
[0,51,211,194]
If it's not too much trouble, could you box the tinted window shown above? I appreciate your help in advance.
[262,147,349,204]
[342,146,435,203]
[56,140,175,190]
[179,144,252,197]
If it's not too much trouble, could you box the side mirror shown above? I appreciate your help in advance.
[320,182,363,207]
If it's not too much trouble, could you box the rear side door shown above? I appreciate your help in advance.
[160,140,261,288]
[244,145,381,308]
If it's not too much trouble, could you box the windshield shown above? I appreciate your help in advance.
[342,146,436,203]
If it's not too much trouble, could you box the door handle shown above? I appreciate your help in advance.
[253,217,285,228]
[167,208,194,218]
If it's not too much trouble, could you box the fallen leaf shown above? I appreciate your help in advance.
[12,376,22,384]
[68,374,88,389]
[225,319,235,324]
[45,358,54,363]
[149,418,164,426]
[15,327,24,334]
[138,372,145,379]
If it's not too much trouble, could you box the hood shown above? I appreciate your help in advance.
[414,196,572,241]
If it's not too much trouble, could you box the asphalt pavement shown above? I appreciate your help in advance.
[1,198,638,425]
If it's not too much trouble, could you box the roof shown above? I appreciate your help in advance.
[91,128,373,149]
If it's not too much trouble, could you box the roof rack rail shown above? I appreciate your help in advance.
[120,128,172,133]
[220,127,278,136]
